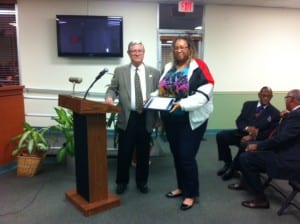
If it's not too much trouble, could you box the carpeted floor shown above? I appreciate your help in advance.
[0,134,299,224]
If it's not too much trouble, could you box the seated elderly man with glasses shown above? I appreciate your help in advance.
[229,89,300,209]
[216,86,281,181]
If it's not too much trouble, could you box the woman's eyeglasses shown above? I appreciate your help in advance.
[174,46,189,52]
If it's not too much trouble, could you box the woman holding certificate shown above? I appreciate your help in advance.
[158,36,215,210]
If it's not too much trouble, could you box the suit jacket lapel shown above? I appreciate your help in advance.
[124,65,131,99]
[145,66,150,96]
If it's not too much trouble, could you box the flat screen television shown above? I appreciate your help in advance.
[56,15,123,57]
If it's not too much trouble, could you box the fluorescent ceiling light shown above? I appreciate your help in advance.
[194,26,203,30]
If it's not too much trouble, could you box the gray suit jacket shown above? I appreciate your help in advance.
[105,64,161,132]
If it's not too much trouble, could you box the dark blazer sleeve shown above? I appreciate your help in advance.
[255,104,280,140]
[235,101,280,140]
[235,101,257,132]
[257,109,300,156]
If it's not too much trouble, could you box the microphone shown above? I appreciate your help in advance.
[83,68,108,99]
[95,68,109,81]
[68,77,82,84]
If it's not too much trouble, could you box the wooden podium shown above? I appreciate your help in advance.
[58,94,121,216]
[0,85,25,166]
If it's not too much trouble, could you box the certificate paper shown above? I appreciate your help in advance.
[144,97,175,111]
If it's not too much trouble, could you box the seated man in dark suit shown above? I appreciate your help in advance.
[228,89,300,209]
[216,86,280,180]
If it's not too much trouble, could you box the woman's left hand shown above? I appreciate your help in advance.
[170,102,181,113]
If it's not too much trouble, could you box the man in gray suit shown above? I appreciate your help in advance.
[105,41,161,194]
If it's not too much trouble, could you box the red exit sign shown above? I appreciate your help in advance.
[178,1,194,13]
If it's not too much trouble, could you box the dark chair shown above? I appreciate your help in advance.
[263,176,300,216]
[277,180,300,216]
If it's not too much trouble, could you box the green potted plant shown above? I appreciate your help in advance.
[50,107,74,163]
[11,122,50,176]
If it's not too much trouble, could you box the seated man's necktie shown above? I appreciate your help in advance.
[255,105,264,118]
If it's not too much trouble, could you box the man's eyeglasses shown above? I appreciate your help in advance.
[259,94,272,98]
[129,50,144,54]
[284,95,294,99]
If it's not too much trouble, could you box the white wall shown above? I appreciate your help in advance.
[17,0,159,126]
[18,0,158,92]
[17,1,300,126]
[204,5,300,91]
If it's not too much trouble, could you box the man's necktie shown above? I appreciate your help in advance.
[255,105,264,118]
[135,68,143,113]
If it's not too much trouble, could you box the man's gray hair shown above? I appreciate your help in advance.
[127,40,144,52]
[289,89,300,101]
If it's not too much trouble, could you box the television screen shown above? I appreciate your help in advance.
[56,15,123,57]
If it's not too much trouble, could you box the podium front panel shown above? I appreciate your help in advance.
[73,113,90,201]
